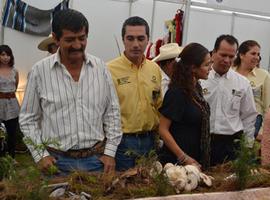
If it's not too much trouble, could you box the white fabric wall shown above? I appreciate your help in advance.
[0,0,270,91]
[207,0,270,14]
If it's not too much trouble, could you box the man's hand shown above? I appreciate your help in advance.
[99,155,115,173]
[37,156,57,174]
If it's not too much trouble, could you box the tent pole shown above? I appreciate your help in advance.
[0,0,6,44]
[182,0,191,45]
[150,0,156,42]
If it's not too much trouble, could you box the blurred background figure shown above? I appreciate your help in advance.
[153,43,183,97]
[0,45,20,159]
[233,40,270,140]
[38,34,58,55]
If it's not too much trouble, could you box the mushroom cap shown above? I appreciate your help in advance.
[163,163,174,171]
[199,172,213,187]
[184,173,198,191]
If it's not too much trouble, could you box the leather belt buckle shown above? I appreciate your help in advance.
[46,140,105,159]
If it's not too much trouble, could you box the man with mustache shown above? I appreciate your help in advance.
[107,16,162,171]
[19,9,122,175]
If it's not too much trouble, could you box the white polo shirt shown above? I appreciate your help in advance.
[200,68,257,145]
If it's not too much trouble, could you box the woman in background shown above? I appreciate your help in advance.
[158,43,212,170]
[0,45,20,158]
[233,40,270,140]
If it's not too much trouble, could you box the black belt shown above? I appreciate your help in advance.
[46,141,105,158]
[211,130,243,141]
[124,130,155,137]
[0,92,16,99]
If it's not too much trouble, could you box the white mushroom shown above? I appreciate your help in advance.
[165,166,187,181]
[49,187,66,198]
[250,169,259,175]
[163,163,174,171]
[184,165,201,181]
[149,161,163,177]
[224,173,236,181]
[165,165,188,192]
[184,173,198,192]
[199,172,213,187]
[165,166,180,183]
[174,178,187,193]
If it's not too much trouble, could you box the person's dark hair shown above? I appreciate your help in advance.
[48,43,58,54]
[234,40,260,66]
[121,16,149,39]
[159,58,175,70]
[0,45,14,67]
[52,9,89,40]
[170,43,209,98]
[213,34,238,51]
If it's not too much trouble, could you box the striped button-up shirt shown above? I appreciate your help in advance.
[19,52,122,162]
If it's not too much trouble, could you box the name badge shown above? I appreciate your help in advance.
[232,89,242,97]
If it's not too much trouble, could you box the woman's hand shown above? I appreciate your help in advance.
[184,155,201,169]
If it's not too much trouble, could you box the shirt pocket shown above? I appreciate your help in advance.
[252,85,262,99]
[231,96,241,111]
[222,92,242,116]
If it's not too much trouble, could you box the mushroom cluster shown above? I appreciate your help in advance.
[150,162,213,193]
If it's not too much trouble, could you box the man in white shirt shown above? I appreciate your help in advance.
[152,43,183,97]
[200,35,257,165]
[19,9,122,174]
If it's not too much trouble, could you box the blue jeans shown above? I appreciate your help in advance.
[115,132,155,171]
[49,151,104,175]
[254,114,263,138]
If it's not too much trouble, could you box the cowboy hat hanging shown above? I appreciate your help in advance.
[152,43,183,62]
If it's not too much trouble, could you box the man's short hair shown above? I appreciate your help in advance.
[52,9,89,40]
[121,16,149,39]
[213,34,239,51]
[159,58,175,70]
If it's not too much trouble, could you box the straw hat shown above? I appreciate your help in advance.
[38,34,55,51]
[152,43,183,62]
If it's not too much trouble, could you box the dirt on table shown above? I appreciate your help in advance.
[1,162,270,200]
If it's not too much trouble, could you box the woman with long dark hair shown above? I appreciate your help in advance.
[158,43,212,170]
[0,45,20,158]
[233,40,270,140]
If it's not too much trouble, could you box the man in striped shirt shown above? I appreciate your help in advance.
[19,9,122,174]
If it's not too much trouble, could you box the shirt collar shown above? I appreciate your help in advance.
[250,67,257,76]
[121,53,146,68]
[232,66,257,77]
[211,67,232,79]
[160,68,170,81]
[51,50,92,68]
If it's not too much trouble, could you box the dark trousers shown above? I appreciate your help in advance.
[254,114,263,138]
[210,131,242,166]
[3,117,18,158]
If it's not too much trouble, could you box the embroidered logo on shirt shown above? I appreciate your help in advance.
[151,75,157,83]
[250,81,256,88]
[202,88,210,95]
[117,76,130,85]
